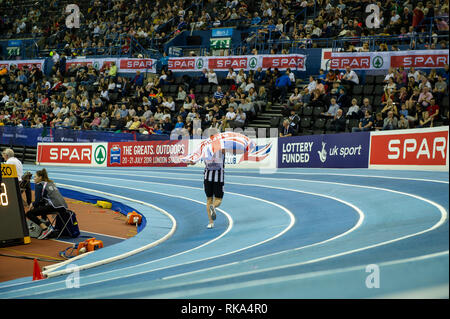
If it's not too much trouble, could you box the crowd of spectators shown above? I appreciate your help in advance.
[1,0,449,60]
[0,0,449,137]
[281,64,449,134]
[0,57,298,136]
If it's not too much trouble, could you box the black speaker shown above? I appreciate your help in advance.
[186,36,202,46]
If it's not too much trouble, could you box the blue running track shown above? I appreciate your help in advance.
[0,166,448,299]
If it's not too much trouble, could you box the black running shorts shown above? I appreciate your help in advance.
[204,180,224,199]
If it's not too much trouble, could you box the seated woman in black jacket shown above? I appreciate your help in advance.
[26,169,68,239]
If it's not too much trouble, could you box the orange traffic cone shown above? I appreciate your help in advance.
[32,258,44,281]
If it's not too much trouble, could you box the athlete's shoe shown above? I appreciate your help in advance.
[37,226,54,239]
[209,204,216,220]
[207,222,214,229]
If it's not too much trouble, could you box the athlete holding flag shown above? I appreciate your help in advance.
[181,130,256,229]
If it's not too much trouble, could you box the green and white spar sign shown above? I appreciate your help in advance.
[372,56,384,69]
[94,144,107,166]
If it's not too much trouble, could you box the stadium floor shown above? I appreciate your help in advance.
[0,165,448,299]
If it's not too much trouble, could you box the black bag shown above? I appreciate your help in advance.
[53,209,80,238]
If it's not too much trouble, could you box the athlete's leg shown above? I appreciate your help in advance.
[206,196,214,223]
[213,197,222,208]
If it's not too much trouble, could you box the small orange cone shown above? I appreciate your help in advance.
[32,258,44,281]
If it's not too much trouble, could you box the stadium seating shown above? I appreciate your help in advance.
[0,0,448,137]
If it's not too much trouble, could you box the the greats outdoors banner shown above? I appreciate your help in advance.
[189,137,278,169]
[167,54,307,72]
[329,50,449,70]
[107,140,188,167]
[278,132,370,168]
[369,126,449,170]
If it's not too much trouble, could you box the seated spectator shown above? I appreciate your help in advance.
[398,113,410,129]
[341,66,359,87]
[176,86,187,104]
[279,119,294,137]
[352,110,374,132]
[288,87,303,110]
[383,111,398,130]
[373,112,384,131]
[346,98,361,119]
[128,116,141,131]
[426,98,440,121]
[418,86,433,108]
[89,112,102,130]
[110,113,126,131]
[99,112,110,130]
[322,97,340,118]
[231,107,246,128]
[174,115,185,129]
[331,109,347,133]
[381,99,398,117]
[418,110,434,128]
[236,69,247,86]
[213,86,225,100]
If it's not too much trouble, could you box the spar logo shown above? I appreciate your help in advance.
[370,130,448,166]
[196,58,204,70]
[209,57,247,69]
[262,56,305,70]
[249,57,258,69]
[240,143,272,163]
[94,145,106,165]
[121,59,155,70]
[391,54,448,68]
[168,58,195,70]
[47,145,92,163]
[330,56,371,69]
[372,56,383,69]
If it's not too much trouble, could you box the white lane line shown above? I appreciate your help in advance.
[56,167,450,184]
[57,170,448,287]
[43,182,234,277]
[2,174,364,298]
[42,183,177,275]
[0,176,293,296]
[10,168,445,297]
[100,167,449,184]
[143,251,449,298]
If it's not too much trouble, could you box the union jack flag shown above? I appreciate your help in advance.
[181,132,256,164]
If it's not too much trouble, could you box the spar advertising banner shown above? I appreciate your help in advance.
[0,59,43,70]
[168,54,307,72]
[369,126,449,170]
[36,143,108,167]
[189,137,278,169]
[329,50,448,70]
[64,57,157,73]
[118,58,157,73]
[0,57,157,73]
[278,132,370,168]
[107,140,188,167]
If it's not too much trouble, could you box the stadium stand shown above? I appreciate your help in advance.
[0,0,449,137]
